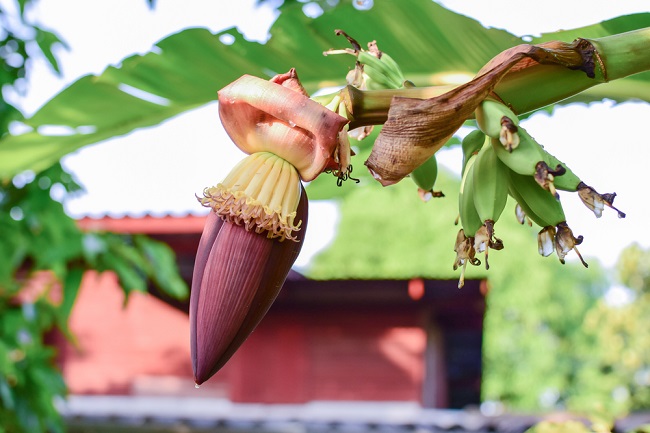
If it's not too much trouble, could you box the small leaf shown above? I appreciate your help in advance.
[134,235,188,300]
[57,267,84,324]
[33,26,67,75]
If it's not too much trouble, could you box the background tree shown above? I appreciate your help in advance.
[561,244,650,418]
[0,2,187,432]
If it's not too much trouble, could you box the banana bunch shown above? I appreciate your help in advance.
[356,43,407,90]
[454,97,627,274]
[475,98,625,217]
[324,30,407,91]
[455,131,508,287]
[455,150,481,289]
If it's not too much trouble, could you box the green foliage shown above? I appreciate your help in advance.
[1,0,649,180]
[0,163,190,431]
[482,249,607,410]
[556,244,650,418]
[0,5,190,428]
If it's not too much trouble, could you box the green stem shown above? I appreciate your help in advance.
[341,27,650,127]
[590,27,650,81]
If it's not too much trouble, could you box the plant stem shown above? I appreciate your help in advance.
[590,27,650,82]
[341,27,650,127]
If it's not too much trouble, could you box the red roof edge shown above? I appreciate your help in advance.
[77,215,207,234]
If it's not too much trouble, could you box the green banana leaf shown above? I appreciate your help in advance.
[1,0,649,180]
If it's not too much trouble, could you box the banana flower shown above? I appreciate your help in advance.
[191,70,348,385]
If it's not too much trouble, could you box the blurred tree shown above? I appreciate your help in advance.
[0,2,188,432]
[562,244,650,419]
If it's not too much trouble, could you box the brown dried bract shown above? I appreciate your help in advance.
[366,41,597,186]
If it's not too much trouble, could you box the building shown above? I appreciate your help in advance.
[56,214,485,409]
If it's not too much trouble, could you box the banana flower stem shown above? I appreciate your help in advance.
[319,27,650,128]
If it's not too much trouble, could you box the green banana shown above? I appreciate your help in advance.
[491,128,546,176]
[327,30,406,90]
[411,154,439,191]
[470,141,508,269]
[506,167,565,228]
[358,51,405,89]
[472,141,509,224]
[541,150,626,218]
[461,129,486,174]
[374,50,405,81]
[458,154,483,237]
[541,150,581,192]
[364,64,402,89]
[475,98,520,139]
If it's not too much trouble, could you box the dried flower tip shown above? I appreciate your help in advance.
[348,125,374,141]
[454,229,481,288]
[499,116,520,151]
[554,222,588,267]
[577,183,626,219]
[199,152,302,241]
[417,188,445,202]
[473,221,503,270]
[515,203,532,226]
[538,226,556,257]
[535,161,565,199]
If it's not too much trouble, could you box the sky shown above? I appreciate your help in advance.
[12,0,650,272]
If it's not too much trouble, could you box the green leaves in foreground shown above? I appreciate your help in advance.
[0,163,188,431]
[2,1,649,181]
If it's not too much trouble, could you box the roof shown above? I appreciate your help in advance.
[77,214,207,234]
[60,396,650,433]
[56,396,525,432]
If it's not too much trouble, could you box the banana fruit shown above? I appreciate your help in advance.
[462,129,486,173]
[473,140,509,226]
[475,98,520,142]
[411,154,445,202]
[471,139,508,269]
[359,49,406,90]
[458,153,483,238]
[491,127,546,177]
[411,154,438,191]
[505,166,588,267]
[506,166,564,228]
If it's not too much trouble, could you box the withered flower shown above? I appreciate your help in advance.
[499,116,520,151]
[577,182,626,219]
[515,203,532,226]
[555,222,588,267]
[473,221,504,270]
[534,161,566,199]
[453,229,481,289]
[537,226,556,257]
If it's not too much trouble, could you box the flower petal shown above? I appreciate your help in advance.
[218,71,349,181]
[191,187,308,384]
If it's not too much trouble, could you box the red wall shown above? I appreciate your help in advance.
[57,272,431,403]
[226,310,426,403]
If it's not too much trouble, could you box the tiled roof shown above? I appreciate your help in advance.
[77,214,207,234]
[60,396,650,433]
[58,396,523,433]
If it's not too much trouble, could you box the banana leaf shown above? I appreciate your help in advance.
[0,0,649,180]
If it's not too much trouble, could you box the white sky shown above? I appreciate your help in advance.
[12,0,650,270]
